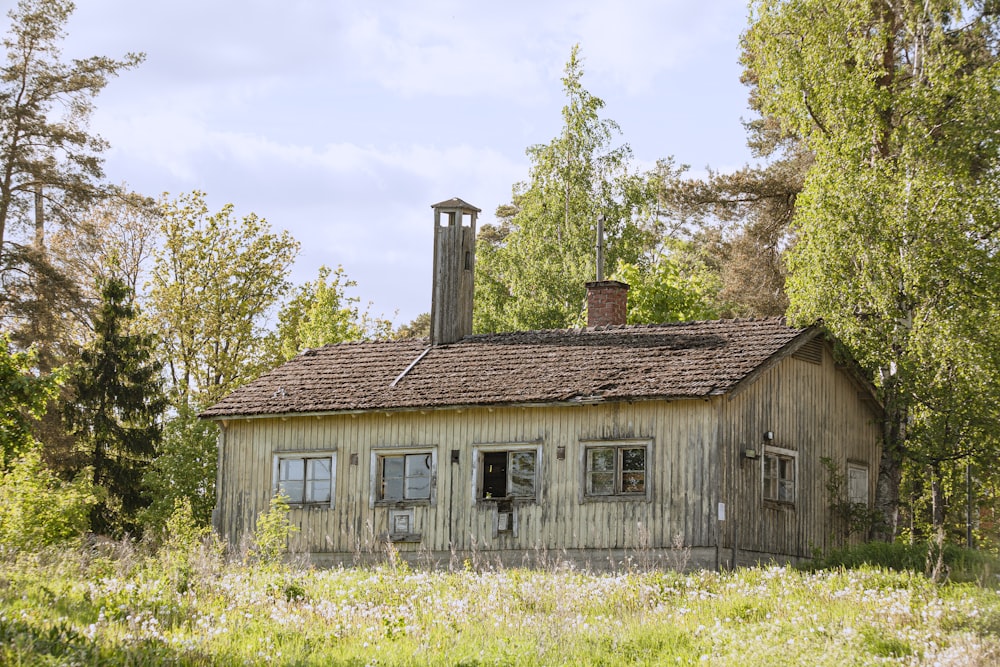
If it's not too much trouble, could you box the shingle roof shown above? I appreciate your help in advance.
[201,317,813,419]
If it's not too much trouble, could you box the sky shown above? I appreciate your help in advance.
[44,0,757,326]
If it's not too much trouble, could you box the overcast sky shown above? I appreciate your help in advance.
[47,0,756,326]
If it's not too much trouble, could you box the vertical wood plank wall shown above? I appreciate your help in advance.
[215,399,719,556]
[717,347,882,562]
[214,347,880,563]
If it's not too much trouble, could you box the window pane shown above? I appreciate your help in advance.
[621,448,645,472]
[279,458,304,482]
[621,471,645,494]
[382,476,404,500]
[404,453,432,499]
[279,479,304,502]
[381,456,404,500]
[508,451,536,497]
[405,453,431,477]
[307,478,331,503]
[763,456,776,501]
[588,447,615,472]
[779,479,794,502]
[383,456,404,479]
[588,471,615,495]
[305,458,331,503]
[278,459,305,502]
[848,466,868,505]
[307,458,331,482]
[404,474,431,499]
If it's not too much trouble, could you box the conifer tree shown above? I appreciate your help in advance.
[65,277,165,536]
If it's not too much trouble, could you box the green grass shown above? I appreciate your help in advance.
[800,540,1000,584]
[0,544,998,665]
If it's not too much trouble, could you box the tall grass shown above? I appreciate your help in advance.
[0,542,998,665]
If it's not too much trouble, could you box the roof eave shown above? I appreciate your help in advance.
[199,392,716,422]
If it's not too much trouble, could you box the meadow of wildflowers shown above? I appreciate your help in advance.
[0,544,998,666]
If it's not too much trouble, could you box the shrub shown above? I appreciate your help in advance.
[0,449,100,552]
[800,540,1000,584]
[249,494,297,565]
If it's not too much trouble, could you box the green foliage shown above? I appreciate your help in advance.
[820,457,883,543]
[0,448,99,551]
[801,541,1000,585]
[64,277,166,536]
[474,45,657,332]
[744,0,1000,539]
[613,240,723,324]
[0,0,144,261]
[149,190,299,407]
[154,497,221,594]
[249,494,297,565]
[0,336,59,469]
[394,311,430,339]
[270,264,391,363]
[141,405,218,532]
[1,552,999,665]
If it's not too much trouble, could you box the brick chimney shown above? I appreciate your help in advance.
[586,280,629,327]
[430,198,480,345]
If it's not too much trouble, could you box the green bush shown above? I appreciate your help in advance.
[801,541,1000,584]
[0,449,100,552]
[249,494,297,565]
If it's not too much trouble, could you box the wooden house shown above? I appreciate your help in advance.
[201,199,882,569]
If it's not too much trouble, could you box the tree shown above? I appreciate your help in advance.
[474,46,657,333]
[0,0,142,258]
[0,0,143,369]
[141,405,218,531]
[270,264,391,363]
[0,448,98,550]
[0,334,58,469]
[612,239,724,324]
[149,191,299,408]
[65,277,165,536]
[395,312,430,339]
[744,0,1000,542]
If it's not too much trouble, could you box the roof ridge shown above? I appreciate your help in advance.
[461,316,795,340]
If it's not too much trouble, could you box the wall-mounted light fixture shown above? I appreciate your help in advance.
[763,431,774,442]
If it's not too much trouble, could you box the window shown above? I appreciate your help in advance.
[584,444,648,497]
[273,453,335,506]
[763,447,796,504]
[475,447,539,501]
[374,451,435,504]
[848,463,869,505]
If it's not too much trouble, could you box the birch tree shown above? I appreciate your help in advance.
[474,46,656,332]
[744,0,1000,542]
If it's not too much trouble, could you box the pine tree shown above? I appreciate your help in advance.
[65,277,165,536]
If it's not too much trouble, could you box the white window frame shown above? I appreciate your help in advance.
[762,445,797,505]
[272,451,337,508]
[370,447,438,508]
[847,462,869,506]
[580,439,652,502]
[471,443,543,504]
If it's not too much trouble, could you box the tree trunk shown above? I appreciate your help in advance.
[873,376,905,540]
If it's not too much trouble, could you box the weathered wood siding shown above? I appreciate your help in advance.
[717,346,882,563]
[213,342,880,564]
[214,400,720,558]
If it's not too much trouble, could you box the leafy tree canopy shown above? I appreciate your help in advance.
[474,45,657,332]
[270,264,391,364]
[149,191,299,408]
[744,0,1000,539]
